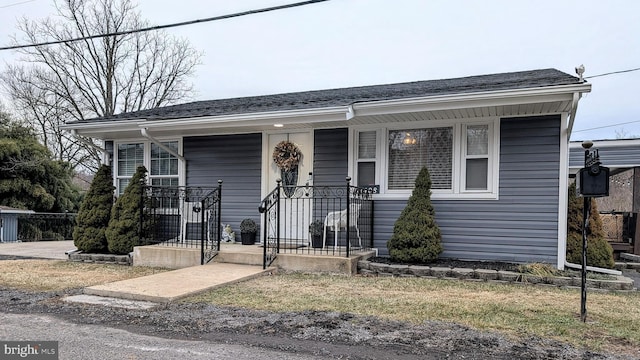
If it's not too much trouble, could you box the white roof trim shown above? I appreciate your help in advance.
[61,83,591,135]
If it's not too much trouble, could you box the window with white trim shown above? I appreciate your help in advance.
[150,142,179,187]
[356,131,377,187]
[388,127,453,190]
[116,143,144,195]
[352,119,498,199]
[115,140,181,195]
[463,124,490,191]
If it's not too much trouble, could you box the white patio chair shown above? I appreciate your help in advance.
[323,203,362,250]
[181,199,211,243]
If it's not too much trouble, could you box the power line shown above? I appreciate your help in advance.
[573,119,640,133]
[585,67,640,79]
[0,0,329,51]
[0,0,36,9]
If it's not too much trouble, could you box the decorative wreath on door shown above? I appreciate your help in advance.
[272,140,301,171]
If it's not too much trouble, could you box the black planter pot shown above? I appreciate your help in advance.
[241,232,256,245]
[311,234,323,248]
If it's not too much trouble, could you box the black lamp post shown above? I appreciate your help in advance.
[577,140,609,322]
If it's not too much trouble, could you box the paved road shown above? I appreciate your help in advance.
[0,313,325,360]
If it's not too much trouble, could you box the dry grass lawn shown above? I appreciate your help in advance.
[188,273,640,355]
[0,259,169,291]
[1,260,638,355]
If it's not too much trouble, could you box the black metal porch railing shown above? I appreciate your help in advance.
[17,212,77,241]
[258,177,374,269]
[140,181,222,264]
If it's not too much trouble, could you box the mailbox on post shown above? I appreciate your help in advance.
[576,163,609,197]
[576,145,609,198]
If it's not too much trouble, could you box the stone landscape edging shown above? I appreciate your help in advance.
[358,260,635,291]
[68,252,131,265]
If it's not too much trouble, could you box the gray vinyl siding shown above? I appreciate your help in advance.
[184,133,262,233]
[569,143,640,169]
[374,115,561,263]
[313,128,348,186]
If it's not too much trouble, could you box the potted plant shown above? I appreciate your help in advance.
[240,218,257,245]
[309,220,324,248]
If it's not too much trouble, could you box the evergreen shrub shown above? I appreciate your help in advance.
[106,166,148,255]
[73,165,114,253]
[566,182,614,269]
[387,167,443,263]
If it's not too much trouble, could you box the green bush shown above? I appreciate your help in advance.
[106,166,147,255]
[73,165,114,253]
[387,167,443,263]
[565,183,614,269]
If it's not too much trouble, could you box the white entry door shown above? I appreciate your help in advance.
[266,132,313,245]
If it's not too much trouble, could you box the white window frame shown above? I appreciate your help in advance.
[349,118,500,200]
[114,138,184,195]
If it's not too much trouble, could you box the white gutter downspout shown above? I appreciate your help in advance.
[566,91,581,139]
[560,89,622,275]
[140,128,185,162]
[70,129,110,165]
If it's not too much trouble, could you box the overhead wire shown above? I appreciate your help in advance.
[0,0,36,9]
[573,120,640,133]
[585,67,640,79]
[0,0,329,51]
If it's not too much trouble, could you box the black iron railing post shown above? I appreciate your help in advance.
[217,180,223,251]
[346,176,351,258]
[276,179,281,254]
[261,203,267,269]
[139,179,145,245]
[200,196,205,265]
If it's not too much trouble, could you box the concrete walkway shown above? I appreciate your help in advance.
[0,241,272,304]
[84,262,274,303]
[0,240,75,260]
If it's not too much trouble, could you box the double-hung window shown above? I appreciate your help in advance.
[116,143,144,195]
[352,119,498,199]
[115,140,181,195]
[150,142,179,187]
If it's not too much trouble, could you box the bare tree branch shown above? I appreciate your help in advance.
[1,0,201,173]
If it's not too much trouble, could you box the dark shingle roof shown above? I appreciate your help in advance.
[79,68,581,123]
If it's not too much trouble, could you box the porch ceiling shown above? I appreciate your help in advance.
[75,99,573,140]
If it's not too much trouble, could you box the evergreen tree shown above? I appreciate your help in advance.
[106,166,147,254]
[387,167,443,263]
[566,182,614,269]
[73,165,114,253]
[0,110,79,212]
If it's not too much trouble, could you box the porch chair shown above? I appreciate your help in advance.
[323,203,362,250]
[181,198,211,243]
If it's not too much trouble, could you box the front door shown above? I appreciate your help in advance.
[266,132,313,244]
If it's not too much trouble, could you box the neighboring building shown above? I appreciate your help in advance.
[569,138,640,255]
[63,69,592,269]
[0,206,34,242]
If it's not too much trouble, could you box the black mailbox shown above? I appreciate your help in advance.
[577,165,609,197]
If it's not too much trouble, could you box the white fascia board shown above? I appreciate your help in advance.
[141,106,350,132]
[351,84,592,117]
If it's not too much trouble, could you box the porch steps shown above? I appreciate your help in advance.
[84,262,273,303]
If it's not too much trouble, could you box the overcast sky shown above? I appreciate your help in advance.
[1,0,639,141]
